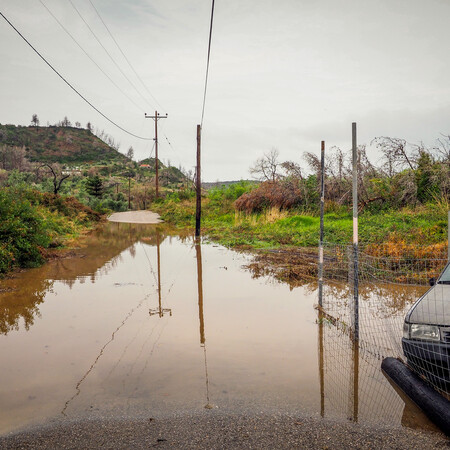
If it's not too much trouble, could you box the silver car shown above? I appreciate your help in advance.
[402,262,450,386]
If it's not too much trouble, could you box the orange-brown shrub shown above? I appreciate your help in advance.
[234,180,302,213]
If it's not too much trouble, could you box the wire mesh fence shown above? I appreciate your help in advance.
[320,243,449,398]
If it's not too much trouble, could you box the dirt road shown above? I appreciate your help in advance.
[107,210,162,224]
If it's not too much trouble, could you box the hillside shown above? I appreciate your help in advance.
[0,124,128,165]
[138,157,186,184]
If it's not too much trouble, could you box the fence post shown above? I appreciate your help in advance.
[319,141,325,307]
[352,122,359,341]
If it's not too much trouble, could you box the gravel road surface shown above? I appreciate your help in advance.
[1,412,448,449]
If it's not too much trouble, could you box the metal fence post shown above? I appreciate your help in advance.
[319,141,325,307]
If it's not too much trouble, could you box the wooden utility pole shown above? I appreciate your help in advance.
[195,124,202,237]
[145,111,168,198]
[128,175,131,209]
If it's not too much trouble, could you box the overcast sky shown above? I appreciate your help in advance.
[1,0,449,181]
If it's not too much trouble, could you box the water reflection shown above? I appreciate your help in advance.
[149,232,172,318]
[195,239,212,409]
[317,303,438,431]
[0,223,440,436]
[0,223,182,336]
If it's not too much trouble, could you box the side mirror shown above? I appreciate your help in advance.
[429,277,436,286]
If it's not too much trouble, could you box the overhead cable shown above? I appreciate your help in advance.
[201,0,215,127]
[0,11,152,140]
[67,0,152,111]
[39,0,143,113]
[88,0,165,112]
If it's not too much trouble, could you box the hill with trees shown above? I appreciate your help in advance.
[0,123,128,165]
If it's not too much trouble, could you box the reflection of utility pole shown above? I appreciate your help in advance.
[196,239,205,345]
[196,239,212,409]
[149,230,172,318]
[144,111,168,199]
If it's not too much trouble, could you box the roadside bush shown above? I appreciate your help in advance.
[235,180,302,213]
[0,189,48,272]
[208,181,255,203]
[0,187,103,274]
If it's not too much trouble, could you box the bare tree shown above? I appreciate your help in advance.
[86,122,93,132]
[281,161,304,180]
[38,163,70,195]
[60,116,71,127]
[31,114,39,129]
[250,148,282,182]
[372,137,415,173]
[435,134,450,164]
[0,145,29,171]
[126,146,134,161]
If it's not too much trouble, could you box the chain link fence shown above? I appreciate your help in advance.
[320,243,449,400]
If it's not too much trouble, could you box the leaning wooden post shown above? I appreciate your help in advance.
[195,125,202,237]
[352,122,359,341]
[318,140,325,307]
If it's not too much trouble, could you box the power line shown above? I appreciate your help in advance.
[87,0,165,113]
[201,0,215,127]
[39,0,144,113]
[67,0,153,111]
[0,10,152,140]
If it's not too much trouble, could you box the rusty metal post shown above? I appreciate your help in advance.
[319,140,325,307]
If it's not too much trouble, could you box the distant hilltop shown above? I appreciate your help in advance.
[0,123,128,165]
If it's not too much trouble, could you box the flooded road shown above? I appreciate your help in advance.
[0,222,438,435]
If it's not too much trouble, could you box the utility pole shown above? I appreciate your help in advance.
[145,111,168,198]
[128,175,131,209]
[195,124,202,237]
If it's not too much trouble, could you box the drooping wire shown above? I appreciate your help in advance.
[200,0,215,127]
[67,0,153,111]
[39,0,144,113]
[87,0,165,113]
[0,11,152,141]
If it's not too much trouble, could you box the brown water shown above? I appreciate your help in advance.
[0,222,437,434]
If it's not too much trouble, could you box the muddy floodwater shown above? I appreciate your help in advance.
[0,222,439,435]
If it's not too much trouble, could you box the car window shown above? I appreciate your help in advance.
[438,263,450,283]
